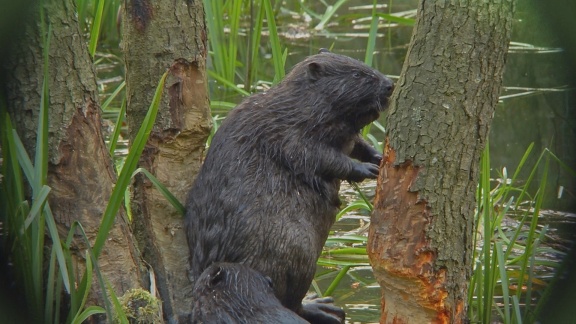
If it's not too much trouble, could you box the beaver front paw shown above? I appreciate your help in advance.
[348,162,379,182]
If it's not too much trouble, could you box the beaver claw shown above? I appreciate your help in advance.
[370,153,383,165]
[300,294,345,324]
[348,162,380,182]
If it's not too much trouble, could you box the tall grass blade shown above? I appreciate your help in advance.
[204,1,227,79]
[132,167,185,215]
[543,148,576,177]
[66,221,113,321]
[107,280,129,324]
[101,80,126,112]
[2,117,26,215]
[324,265,351,296]
[496,242,511,324]
[364,0,379,67]
[207,70,250,96]
[376,13,415,26]
[513,295,523,324]
[515,154,548,305]
[524,227,547,323]
[29,21,53,316]
[246,0,265,92]
[351,182,373,211]
[92,70,169,257]
[45,246,57,324]
[510,142,534,181]
[72,306,106,324]
[53,261,63,324]
[45,205,72,294]
[36,27,50,193]
[335,201,371,221]
[88,0,106,57]
[263,0,284,84]
[108,98,126,155]
[24,185,51,229]
[70,250,94,323]
[227,0,242,83]
[6,109,71,292]
[11,129,34,181]
[481,142,492,323]
[314,0,348,30]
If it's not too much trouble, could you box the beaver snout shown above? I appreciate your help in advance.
[377,77,394,109]
[381,78,394,97]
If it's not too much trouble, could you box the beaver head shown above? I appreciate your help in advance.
[191,263,306,323]
[281,49,394,131]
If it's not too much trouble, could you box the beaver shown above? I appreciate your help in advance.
[191,262,308,323]
[185,49,393,323]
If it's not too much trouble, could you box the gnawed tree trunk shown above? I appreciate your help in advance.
[368,1,515,323]
[122,0,211,320]
[3,0,143,307]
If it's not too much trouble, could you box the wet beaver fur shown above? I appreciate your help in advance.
[185,49,393,323]
[191,262,307,323]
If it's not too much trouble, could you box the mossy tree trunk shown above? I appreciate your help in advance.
[368,1,515,323]
[122,0,211,320]
[2,0,143,308]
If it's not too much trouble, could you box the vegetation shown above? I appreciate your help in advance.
[0,34,169,321]
[1,0,572,323]
[469,143,575,323]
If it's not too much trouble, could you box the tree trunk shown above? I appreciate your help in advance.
[3,0,143,307]
[367,1,515,323]
[122,0,211,320]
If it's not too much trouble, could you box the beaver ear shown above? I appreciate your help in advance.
[264,276,274,289]
[209,265,225,287]
[318,48,331,54]
[307,62,324,81]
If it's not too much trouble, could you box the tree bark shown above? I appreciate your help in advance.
[367,1,515,323]
[2,0,143,307]
[122,0,211,320]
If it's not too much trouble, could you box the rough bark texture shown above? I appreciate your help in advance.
[368,1,515,323]
[122,0,211,320]
[2,0,143,306]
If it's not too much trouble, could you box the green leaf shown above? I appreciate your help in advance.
[88,0,106,57]
[375,13,415,26]
[107,279,129,324]
[24,185,51,229]
[364,0,379,67]
[263,0,285,84]
[132,168,185,215]
[92,70,169,257]
[71,250,93,324]
[101,80,126,112]
[324,265,350,296]
[314,0,349,30]
[108,98,126,156]
[72,306,106,324]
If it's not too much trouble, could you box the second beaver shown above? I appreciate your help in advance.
[185,50,394,323]
[191,262,308,323]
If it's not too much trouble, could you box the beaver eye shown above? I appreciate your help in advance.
[352,71,361,78]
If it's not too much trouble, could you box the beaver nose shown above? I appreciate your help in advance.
[382,80,394,97]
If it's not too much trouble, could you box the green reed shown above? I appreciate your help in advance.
[467,142,575,323]
[0,20,108,321]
